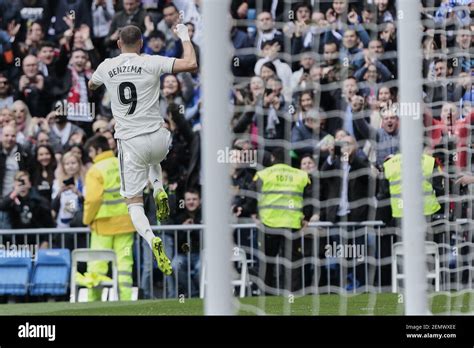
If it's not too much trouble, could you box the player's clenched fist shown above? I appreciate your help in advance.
[173,23,190,42]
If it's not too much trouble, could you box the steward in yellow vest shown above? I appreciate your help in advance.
[383,153,441,218]
[252,147,312,294]
[83,135,135,301]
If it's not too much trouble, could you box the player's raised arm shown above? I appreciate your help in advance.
[172,24,198,73]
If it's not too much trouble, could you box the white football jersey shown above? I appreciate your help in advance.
[91,53,176,140]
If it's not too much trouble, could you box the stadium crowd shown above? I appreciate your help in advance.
[0,0,472,297]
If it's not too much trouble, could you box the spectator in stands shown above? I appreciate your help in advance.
[157,2,181,54]
[15,55,51,117]
[375,0,396,23]
[292,108,329,159]
[283,2,312,42]
[366,38,397,79]
[451,28,471,75]
[323,1,370,48]
[325,77,369,141]
[105,0,147,55]
[144,29,167,56]
[368,86,396,124]
[161,103,194,192]
[290,48,315,92]
[159,74,185,123]
[0,170,54,230]
[320,42,342,85]
[0,72,14,109]
[254,11,284,53]
[91,0,115,59]
[15,21,44,57]
[36,41,56,78]
[294,90,315,126]
[355,62,391,87]
[170,188,202,298]
[300,154,317,175]
[231,21,257,77]
[53,0,92,38]
[233,76,264,110]
[11,100,37,146]
[46,102,86,154]
[352,96,399,167]
[101,130,117,155]
[433,0,471,28]
[0,124,31,228]
[338,29,365,70]
[51,151,86,231]
[379,21,396,53]
[230,139,257,221]
[234,76,290,165]
[174,0,203,47]
[254,40,292,100]
[424,58,456,118]
[35,130,50,147]
[320,134,375,289]
[0,107,15,135]
[320,134,375,222]
[9,0,51,38]
[30,144,56,203]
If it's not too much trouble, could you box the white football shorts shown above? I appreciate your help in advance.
[117,126,171,198]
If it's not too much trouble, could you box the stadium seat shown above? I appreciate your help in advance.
[391,241,440,293]
[30,249,71,296]
[200,247,251,298]
[0,253,32,296]
[70,249,119,303]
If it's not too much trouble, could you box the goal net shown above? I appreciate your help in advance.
[204,0,474,315]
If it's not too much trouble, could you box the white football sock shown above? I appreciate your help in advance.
[128,203,155,249]
[149,164,164,197]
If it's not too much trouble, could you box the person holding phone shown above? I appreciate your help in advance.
[0,171,54,236]
[51,151,86,232]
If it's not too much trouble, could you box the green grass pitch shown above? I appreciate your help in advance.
[0,293,472,315]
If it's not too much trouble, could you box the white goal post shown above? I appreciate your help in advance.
[202,0,235,315]
[397,0,428,315]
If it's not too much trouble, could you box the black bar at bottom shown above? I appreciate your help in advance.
[0,315,472,345]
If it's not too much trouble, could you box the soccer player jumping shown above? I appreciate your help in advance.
[88,24,198,276]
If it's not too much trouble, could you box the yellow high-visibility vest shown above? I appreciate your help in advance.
[94,156,129,219]
[383,153,441,217]
[254,163,310,229]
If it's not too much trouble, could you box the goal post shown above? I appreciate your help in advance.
[397,0,428,315]
[201,0,235,315]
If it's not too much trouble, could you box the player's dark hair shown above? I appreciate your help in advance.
[119,25,142,46]
[84,135,110,153]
